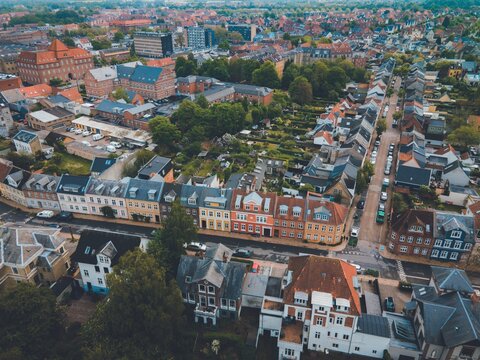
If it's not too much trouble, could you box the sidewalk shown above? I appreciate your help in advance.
[0,197,349,253]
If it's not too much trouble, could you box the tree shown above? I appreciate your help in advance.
[392,193,408,214]
[447,125,480,148]
[355,171,368,195]
[100,205,115,218]
[91,38,112,50]
[393,111,403,121]
[111,87,129,102]
[288,76,313,105]
[199,58,230,81]
[49,77,63,87]
[362,161,375,178]
[148,201,196,278]
[281,63,300,89]
[376,118,387,136]
[63,37,75,47]
[175,56,197,77]
[195,94,209,109]
[113,31,125,42]
[6,152,35,170]
[82,249,186,359]
[0,284,65,360]
[252,61,280,88]
[148,116,181,150]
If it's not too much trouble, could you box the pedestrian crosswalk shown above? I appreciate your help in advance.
[396,260,407,282]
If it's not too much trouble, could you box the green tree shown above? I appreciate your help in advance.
[288,76,313,105]
[82,249,186,359]
[49,77,63,87]
[362,161,375,178]
[195,94,209,109]
[111,87,129,102]
[281,63,300,89]
[148,201,196,278]
[100,206,115,218]
[199,58,230,81]
[63,37,75,47]
[148,116,181,150]
[392,193,408,214]
[6,152,35,170]
[175,56,197,77]
[0,284,65,360]
[447,125,480,148]
[376,118,387,136]
[252,61,280,88]
[113,31,125,42]
[355,171,368,195]
[91,38,112,50]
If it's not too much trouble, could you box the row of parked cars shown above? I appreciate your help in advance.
[183,242,253,258]
[384,142,395,175]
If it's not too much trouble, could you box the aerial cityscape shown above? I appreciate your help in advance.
[0,0,479,359]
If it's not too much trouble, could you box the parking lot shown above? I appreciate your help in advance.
[60,128,124,155]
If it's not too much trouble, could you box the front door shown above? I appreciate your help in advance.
[87,282,92,291]
[202,220,207,228]
[263,228,271,237]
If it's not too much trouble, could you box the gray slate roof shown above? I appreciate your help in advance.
[357,314,391,338]
[431,266,474,294]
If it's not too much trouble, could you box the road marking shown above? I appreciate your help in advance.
[396,260,407,282]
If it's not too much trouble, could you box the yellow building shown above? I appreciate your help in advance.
[198,188,232,232]
[0,227,71,291]
[125,178,163,224]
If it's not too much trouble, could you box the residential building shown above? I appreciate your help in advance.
[432,211,475,262]
[227,24,256,42]
[84,66,117,98]
[1,166,30,207]
[26,106,75,131]
[205,28,216,48]
[410,266,480,360]
[198,188,232,232]
[304,194,347,245]
[0,102,13,137]
[72,229,141,294]
[99,47,130,63]
[133,32,173,58]
[137,155,174,182]
[180,184,204,227]
[90,157,117,178]
[16,39,93,85]
[85,178,129,219]
[187,27,207,49]
[389,209,435,257]
[0,227,70,290]
[230,190,276,237]
[159,182,183,222]
[257,255,363,359]
[273,196,305,241]
[125,178,164,224]
[176,243,248,325]
[56,175,91,214]
[117,63,176,100]
[22,173,60,210]
[12,130,42,155]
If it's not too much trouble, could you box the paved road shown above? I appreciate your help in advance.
[358,76,402,253]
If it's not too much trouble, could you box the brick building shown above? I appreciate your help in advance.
[84,66,117,98]
[16,39,93,85]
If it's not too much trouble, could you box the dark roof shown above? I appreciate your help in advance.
[137,155,172,179]
[117,64,163,84]
[50,276,74,297]
[96,99,134,114]
[12,130,37,143]
[431,266,474,294]
[72,229,141,266]
[391,209,434,233]
[395,165,431,187]
[125,177,163,202]
[56,175,90,195]
[90,157,117,174]
[357,314,391,338]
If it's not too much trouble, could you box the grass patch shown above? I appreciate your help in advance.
[44,152,92,176]
[0,138,11,151]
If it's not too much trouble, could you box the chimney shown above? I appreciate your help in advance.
[223,251,228,263]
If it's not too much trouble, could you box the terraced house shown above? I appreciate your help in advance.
[230,190,276,237]
[273,196,305,240]
[85,178,129,219]
[1,165,31,207]
[56,175,91,214]
[22,173,60,211]
[198,188,232,232]
[125,178,164,223]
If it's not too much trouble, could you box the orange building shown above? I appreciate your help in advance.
[16,39,93,85]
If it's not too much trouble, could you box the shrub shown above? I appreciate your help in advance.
[365,269,379,277]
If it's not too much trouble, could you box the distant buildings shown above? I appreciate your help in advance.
[16,39,93,85]
[133,32,173,58]
[187,27,207,49]
[26,106,75,131]
[227,24,257,42]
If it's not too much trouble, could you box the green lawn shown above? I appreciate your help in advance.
[45,152,92,176]
[0,138,11,151]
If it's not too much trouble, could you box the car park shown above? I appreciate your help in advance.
[233,248,252,258]
[183,242,207,252]
[37,210,54,219]
[381,192,388,201]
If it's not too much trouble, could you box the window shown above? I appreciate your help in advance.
[207,286,215,294]
[434,239,442,247]
[185,276,191,283]
[422,249,428,256]
[12,267,18,274]
[373,350,377,354]
[336,317,344,325]
[316,317,323,325]
[465,243,473,251]
[400,246,408,253]
[332,343,339,348]
[297,311,303,320]
[425,238,431,245]
[440,251,448,259]
[431,249,439,257]
[221,298,227,308]
[454,241,462,249]
[199,284,206,292]
[208,297,215,306]
[355,347,360,351]
[98,278,103,285]
[413,247,420,254]
[284,349,295,356]
[451,230,462,239]
[95,266,100,272]
[407,236,413,243]
[343,334,349,340]
[450,252,458,260]
[229,300,235,308]
[315,332,320,339]
[84,270,89,277]
[399,235,405,242]
[416,237,423,244]
[104,267,109,274]
[444,240,452,248]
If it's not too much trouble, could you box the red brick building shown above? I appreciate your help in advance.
[84,66,117,98]
[16,39,93,85]
[273,196,305,240]
[0,75,22,92]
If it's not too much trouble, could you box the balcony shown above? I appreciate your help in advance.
[195,304,218,317]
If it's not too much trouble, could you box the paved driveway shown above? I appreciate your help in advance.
[358,77,402,253]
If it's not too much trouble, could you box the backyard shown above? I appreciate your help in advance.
[41,152,92,176]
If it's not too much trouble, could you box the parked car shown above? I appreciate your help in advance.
[350,226,360,238]
[371,157,376,165]
[183,242,207,252]
[381,192,388,201]
[82,130,92,137]
[375,140,380,146]
[233,248,252,258]
[348,261,363,274]
[92,134,104,141]
[37,210,54,219]
[384,297,395,312]
[371,150,378,157]
[110,141,122,149]
[387,155,393,162]
[57,211,73,221]
[378,203,385,211]
[105,145,116,153]
[357,200,365,209]
[74,128,83,135]
[81,141,91,147]
[389,143,395,151]
[384,167,391,175]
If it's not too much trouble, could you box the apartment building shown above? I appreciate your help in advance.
[125,178,164,224]
[230,190,276,237]
[187,27,207,49]
[227,24,257,41]
[273,196,305,240]
[84,66,117,98]
[133,32,173,58]
[0,102,13,137]
[85,178,129,219]
[0,227,70,290]
[73,229,141,294]
[16,39,93,85]
[56,175,91,214]
[1,166,30,207]
[12,130,42,155]
[22,173,60,210]
[26,106,75,131]
[198,188,232,232]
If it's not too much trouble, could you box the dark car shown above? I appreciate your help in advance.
[233,249,252,258]
[57,211,73,221]
[357,200,365,209]
[384,297,395,312]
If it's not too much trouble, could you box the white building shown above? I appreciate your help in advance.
[0,103,13,137]
[85,178,129,219]
[56,175,91,214]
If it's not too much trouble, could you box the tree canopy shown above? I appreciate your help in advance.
[288,76,313,105]
[252,61,281,88]
[447,125,480,148]
[148,116,181,151]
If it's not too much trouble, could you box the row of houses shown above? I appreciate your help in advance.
[0,156,348,245]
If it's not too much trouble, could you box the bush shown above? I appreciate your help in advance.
[364,269,379,277]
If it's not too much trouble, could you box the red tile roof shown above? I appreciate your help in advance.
[19,84,52,98]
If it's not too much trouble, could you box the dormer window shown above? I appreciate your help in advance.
[129,187,138,198]
[165,195,174,203]
[185,276,191,283]
[451,230,462,239]
[147,189,156,201]
[293,206,301,217]
[279,205,288,216]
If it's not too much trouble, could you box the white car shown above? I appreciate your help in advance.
[350,226,360,238]
[387,155,393,162]
[381,192,388,201]
[82,130,92,137]
[371,150,378,157]
[37,210,54,219]
[183,242,207,252]
[371,157,376,165]
[384,167,391,175]
[81,141,91,147]
[110,141,122,149]
[74,128,83,135]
